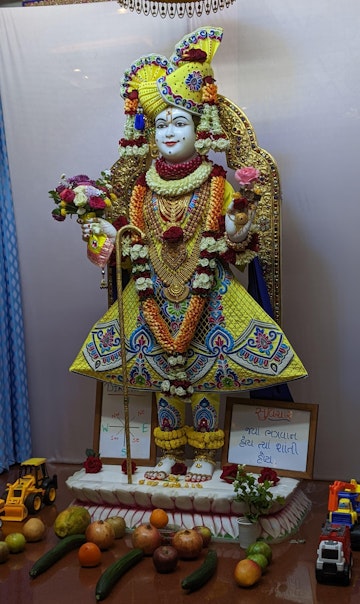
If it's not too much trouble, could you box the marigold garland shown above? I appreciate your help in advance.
[186,427,225,450]
[154,426,188,450]
[129,182,147,232]
[205,175,225,231]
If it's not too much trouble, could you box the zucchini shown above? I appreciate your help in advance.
[29,533,86,578]
[181,549,218,592]
[95,547,144,601]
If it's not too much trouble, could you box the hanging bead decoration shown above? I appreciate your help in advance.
[100,268,108,289]
[117,0,236,18]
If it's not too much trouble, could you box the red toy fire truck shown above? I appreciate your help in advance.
[315,521,353,585]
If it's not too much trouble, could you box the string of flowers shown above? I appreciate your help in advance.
[153,426,188,450]
[186,427,225,449]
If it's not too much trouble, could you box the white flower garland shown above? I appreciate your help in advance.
[145,161,213,197]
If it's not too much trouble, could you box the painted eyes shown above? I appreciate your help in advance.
[155,120,188,129]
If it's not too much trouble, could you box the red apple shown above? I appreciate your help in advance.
[152,545,178,573]
[193,525,212,548]
[131,523,162,555]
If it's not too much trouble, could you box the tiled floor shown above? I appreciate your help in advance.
[0,463,359,603]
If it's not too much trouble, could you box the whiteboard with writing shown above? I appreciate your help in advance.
[94,383,156,465]
[223,398,318,478]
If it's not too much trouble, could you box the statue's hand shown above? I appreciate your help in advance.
[225,201,257,243]
[79,217,117,243]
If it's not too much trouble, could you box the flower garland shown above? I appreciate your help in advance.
[145,161,213,196]
[124,162,260,398]
[186,427,225,450]
[124,168,226,396]
[153,426,188,450]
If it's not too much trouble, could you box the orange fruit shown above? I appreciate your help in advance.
[149,508,169,529]
[78,542,102,567]
[234,558,262,587]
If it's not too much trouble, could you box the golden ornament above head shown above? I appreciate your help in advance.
[117,0,236,19]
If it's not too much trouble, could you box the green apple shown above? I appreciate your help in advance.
[5,532,26,554]
[246,540,272,563]
[247,552,268,572]
[192,525,212,548]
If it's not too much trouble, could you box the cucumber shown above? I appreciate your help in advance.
[95,547,144,601]
[181,549,218,592]
[29,534,86,578]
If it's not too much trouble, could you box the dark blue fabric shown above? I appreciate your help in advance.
[248,257,293,402]
[0,93,32,471]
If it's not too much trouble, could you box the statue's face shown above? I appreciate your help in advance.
[155,107,197,164]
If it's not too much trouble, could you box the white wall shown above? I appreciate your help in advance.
[0,1,359,480]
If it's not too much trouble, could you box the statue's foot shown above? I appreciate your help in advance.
[185,457,215,483]
[144,456,176,481]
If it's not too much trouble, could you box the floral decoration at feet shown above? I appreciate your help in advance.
[83,448,103,474]
[170,461,187,475]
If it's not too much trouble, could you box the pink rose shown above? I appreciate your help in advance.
[88,196,106,210]
[59,188,75,203]
[234,166,260,187]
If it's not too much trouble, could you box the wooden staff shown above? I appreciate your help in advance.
[115,225,144,484]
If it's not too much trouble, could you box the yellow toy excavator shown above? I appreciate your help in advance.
[0,457,57,522]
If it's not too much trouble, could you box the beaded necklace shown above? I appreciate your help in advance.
[155,154,203,180]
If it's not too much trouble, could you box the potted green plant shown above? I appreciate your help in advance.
[232,465,284,548]
[233,464,283,522]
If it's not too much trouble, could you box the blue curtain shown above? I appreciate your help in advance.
[0,93,32,472]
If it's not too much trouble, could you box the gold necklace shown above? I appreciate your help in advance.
[157,193,190,224]
[144,181,211,302]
